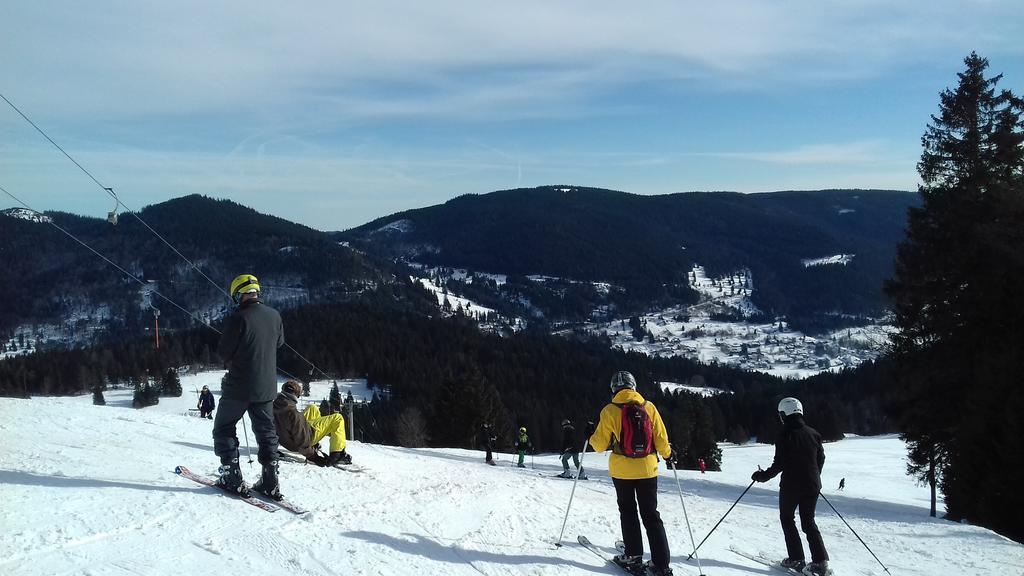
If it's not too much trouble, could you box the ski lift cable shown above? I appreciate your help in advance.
[2,94,326,381]
[0,93,117,204]
[0,92,229,301]
[0,183,309,383]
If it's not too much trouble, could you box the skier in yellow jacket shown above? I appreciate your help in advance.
[273,381,352,466]
[589,370,675,576]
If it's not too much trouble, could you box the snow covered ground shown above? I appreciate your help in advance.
[2,372,1020,576]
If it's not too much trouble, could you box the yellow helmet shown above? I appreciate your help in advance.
[230,274,260,302]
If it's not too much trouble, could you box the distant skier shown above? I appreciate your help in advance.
[482,423,497,465]
[273,381,352,467]
[698,457,706,474]
[197,385,215,419]
[213,273,285,500]
[838,477,845,491]
[589,371,675,576]
[515,427,532,468]
[559,419,587,479]
[751,397,830,576]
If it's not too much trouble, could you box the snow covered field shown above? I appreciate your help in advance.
[2,372,1021,576]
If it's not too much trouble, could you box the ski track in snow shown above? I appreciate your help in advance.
[2,372,1022,576]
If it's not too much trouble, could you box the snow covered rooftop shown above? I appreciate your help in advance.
[802,254,855,267]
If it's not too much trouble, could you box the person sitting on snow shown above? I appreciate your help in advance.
[273,380,352,466]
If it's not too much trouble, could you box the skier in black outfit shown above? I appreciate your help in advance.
[751,397,831,576]
[559,419,587,479]
[213,273,285,500]
[482,423,497,465]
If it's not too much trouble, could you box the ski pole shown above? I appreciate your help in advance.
[241,413,254,467]
[670,462,707,576]
[688,480,755,559]
[819,492,891,575]
[555,438,590,547]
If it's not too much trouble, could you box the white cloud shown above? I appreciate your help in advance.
[2,1,1020,123]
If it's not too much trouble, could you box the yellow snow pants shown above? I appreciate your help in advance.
[302,405,347,452]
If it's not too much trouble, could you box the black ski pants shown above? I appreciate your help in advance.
[212,397,279,465]
[779,486,828,563]
[613,477,670,570]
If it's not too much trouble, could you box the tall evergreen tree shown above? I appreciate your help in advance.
[161,368,182,397]
[885,53,1024,540]
[92,381,105,406]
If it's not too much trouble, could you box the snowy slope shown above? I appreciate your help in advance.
[2,373,1022,576]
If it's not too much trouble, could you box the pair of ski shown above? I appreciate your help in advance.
[552,472,589,480]
[277,449,367,473]
[174,465,308,514]
[576,535,684,575]
[729,547,835,576]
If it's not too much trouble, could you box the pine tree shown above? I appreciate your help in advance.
[329,381,342,413]
[885,53,1024,540]
[92,382,105,405]
[161,368,182,397]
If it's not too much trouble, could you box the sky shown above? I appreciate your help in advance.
[1,1,1022,231]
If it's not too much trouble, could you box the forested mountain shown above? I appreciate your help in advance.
[0,299,892,469]
[0,195,421,339]
[340,187,917,331]
[0,189,901,470]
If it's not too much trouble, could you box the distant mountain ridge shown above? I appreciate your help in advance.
[1,207,52,223]
[0,195,414,339]
[340,186,918,330]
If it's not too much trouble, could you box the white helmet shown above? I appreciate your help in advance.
[777,397,803,420]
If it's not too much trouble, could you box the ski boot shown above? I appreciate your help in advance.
[802,561,831,576]
[779,558,806,572]
[558,470,573,478]
[643,560,674,576]
[612,553,644,575]
[327,449,352,466]
[216,458,250,497]
[252,460,283,501]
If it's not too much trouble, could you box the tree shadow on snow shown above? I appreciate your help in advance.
[672,476,938,526]
[0,469,195,493]
[380,446,599,478]
[171,440,215,452]
[343,530,609,572]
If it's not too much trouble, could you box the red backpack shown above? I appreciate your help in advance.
[614,401,654,458]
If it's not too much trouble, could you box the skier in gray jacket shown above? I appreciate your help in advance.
[213,273,285,500]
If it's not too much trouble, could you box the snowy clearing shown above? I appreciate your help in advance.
[1,371,1020,576]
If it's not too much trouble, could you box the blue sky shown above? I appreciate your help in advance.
[2,1,1022,231]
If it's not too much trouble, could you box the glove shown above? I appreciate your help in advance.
[584,421,596,436]
[307,452,328,467]
[665,450,678,470]
[751,469,770,483]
